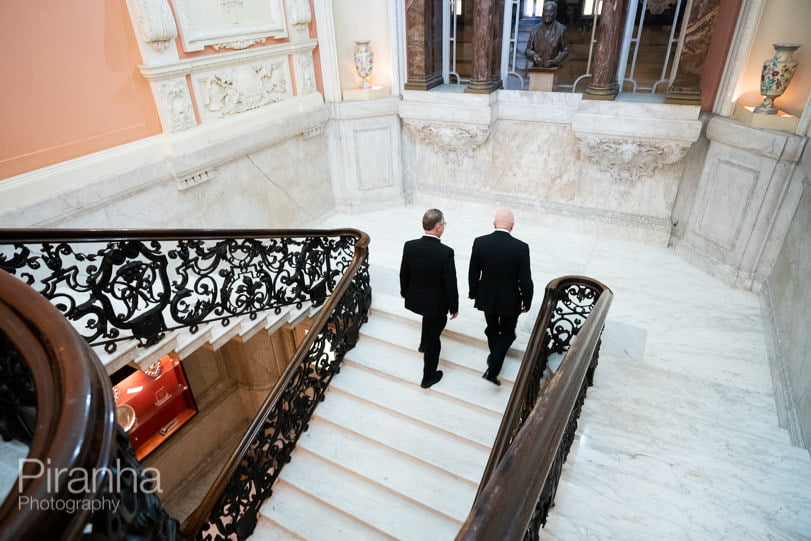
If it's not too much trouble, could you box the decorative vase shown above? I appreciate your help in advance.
[755,43,801,115]
[353,40,374,89]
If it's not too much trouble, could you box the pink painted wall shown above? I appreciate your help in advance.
[0,1,162,180]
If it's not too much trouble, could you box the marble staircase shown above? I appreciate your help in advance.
[92,301,317,375]
[244,205,811,540]
[254,299,525,540]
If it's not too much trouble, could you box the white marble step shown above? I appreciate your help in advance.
[313,389,490,483]
[264,448,462,541]
[89,302,312,374]
[369,291,531,356]
[330,361,501,447]
[359,311,524,383]
[259,480,392,541]
[346,338,512,415]
[251,515,305,541]
[297,418,477,521]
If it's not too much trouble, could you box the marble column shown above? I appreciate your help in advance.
[404,0,444,90]
[465,0,505,94]
[665,0,721,105]
[583,0,628,100]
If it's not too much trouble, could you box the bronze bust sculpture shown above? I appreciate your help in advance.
[525,1,569,68]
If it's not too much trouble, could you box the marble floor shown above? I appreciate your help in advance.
[315,204,811,540]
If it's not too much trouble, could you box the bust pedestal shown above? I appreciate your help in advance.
[527,66,559,92]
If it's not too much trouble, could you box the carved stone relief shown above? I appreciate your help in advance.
[130,0,178,52]
[173,0,286,51]
[199,62,290,117]
[286,0,313,39]
[294,54,316,95]
[157,79,196,132]
[403,120,490,164]
[577,136,691,183]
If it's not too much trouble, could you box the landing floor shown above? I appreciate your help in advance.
[317,205,811,540]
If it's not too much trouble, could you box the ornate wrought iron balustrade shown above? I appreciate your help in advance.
[0,230,359,353]
[458,276,613,540]
[0,228,371,541]
[185,244,371,540]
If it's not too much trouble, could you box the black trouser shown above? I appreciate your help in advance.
[484,312,518,377]
[420,314,447,382]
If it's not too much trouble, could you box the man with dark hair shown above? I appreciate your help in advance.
[468,209,533,385]
[400,209,459,389]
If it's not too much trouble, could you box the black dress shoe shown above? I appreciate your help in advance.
[483,370,501,386]
[420,370,443,389]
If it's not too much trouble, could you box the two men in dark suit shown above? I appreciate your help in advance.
[400,209,459,389]
[468,209,534,385]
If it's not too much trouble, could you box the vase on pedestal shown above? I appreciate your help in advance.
[754,43,801,115]
[353,40,374,89]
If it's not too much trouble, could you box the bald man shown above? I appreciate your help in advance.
[468,209,534,385]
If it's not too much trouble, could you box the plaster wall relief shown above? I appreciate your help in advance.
[674,116,807,291]
[155,78,197,132]
[286,0,313,41]
[128,0,178,54]
[576,137,692,184]
[403,120,491,165]
[172,0,287,51]
[396,92,703,244]
[293,54,317,96]
[197,60,291,118]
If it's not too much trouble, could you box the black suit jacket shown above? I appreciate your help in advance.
[400,236,459,318]
[468,230,533,316]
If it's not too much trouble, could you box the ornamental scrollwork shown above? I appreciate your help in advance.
[85,425,181,539]
[158,79,196,132]
[577,136,691,183]
[403,120,491,164]
[286,0,312,36]
[294,54,316,95]
[130,0,178,53]
[200,63,289,116]
[198,257,371,540]
[0,332,37,445]
[0,235,356,353]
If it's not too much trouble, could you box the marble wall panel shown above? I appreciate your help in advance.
[329,99,404,211]
[0,109,334,229]
[763,151,811,453]
[405,117,684,243]
[673,116,806,291]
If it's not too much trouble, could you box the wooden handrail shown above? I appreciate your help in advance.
[0,269,115,540]
[458,276,613,540]
[182,229,370,538]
